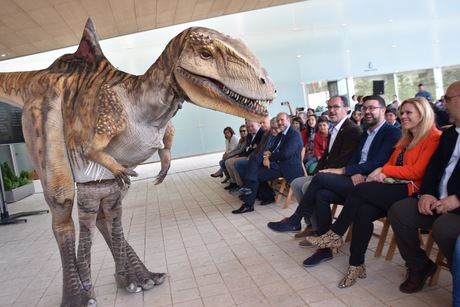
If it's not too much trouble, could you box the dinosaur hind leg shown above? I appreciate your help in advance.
[95,182,166,292]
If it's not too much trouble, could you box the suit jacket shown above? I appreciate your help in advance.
[345,122,401,176]
[269,126,303,182]
[315,118,362,173]
[420,126,460,200]
[241,128,265,157]
[383,127,441,195]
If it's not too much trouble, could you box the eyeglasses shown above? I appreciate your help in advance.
[326,105,343,110]
[444,94,460,102]
[362,106,383,112]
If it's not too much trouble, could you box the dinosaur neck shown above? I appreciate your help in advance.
[129,29,192,126]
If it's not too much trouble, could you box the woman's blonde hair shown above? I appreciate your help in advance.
[396,97,435,150]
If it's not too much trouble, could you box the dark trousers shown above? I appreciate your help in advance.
[244,162,282,207]
[289,173,354,234]
[388,197,460,268]
[329,182,408,266]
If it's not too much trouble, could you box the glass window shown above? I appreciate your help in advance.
[396,68,435,102]
[442,64,460,92]
[353,73,395,104]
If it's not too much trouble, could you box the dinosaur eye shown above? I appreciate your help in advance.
[200,50,212,60]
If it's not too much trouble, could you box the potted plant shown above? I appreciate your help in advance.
[1,162,35,203]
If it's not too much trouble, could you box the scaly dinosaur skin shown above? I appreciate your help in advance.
[0,19,275,307]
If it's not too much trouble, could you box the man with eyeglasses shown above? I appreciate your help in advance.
[388,80,460,295]
[285,95,401,267]
[267,96,362,233]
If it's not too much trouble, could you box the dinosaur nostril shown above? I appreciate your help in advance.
[274,89,277,93]
[260,77,266,84]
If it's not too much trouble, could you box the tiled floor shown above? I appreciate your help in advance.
[0,153,453,306]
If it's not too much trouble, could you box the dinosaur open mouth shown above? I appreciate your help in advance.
[176,67,271,115]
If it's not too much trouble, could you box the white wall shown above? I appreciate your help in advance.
[1,0,459,159]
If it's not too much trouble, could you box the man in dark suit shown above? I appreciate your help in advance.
[278,95,401,266]
[232,112,303,214]
[270,95,362,233]
[225,120,265,190]
[388,80,460,294]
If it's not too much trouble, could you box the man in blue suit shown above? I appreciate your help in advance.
[232,112,303,214]
[268,95,401,266]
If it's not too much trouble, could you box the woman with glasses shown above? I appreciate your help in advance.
[211,125,247,183]
[305,97,441,288]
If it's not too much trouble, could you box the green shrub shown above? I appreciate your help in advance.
[1,162,32,191]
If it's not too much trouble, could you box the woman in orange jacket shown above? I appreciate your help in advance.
[306,97,441,288]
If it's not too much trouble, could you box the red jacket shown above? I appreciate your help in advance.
[382,127,441,195]
[313,132,328,159]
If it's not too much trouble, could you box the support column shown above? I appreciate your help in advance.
[433,67,444,100]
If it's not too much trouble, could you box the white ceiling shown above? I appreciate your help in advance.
[0,0,304,60]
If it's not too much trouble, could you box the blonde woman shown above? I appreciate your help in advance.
[306,97,441,288]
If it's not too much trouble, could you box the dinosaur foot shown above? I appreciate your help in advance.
[60,289,96,307]
[153,167,170,185]
[115,271,168,293]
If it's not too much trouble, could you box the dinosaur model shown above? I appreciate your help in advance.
[0,18,275,307]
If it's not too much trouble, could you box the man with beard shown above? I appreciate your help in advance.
[269,95,401,266]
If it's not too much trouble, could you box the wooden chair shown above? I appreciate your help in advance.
[272,147,308,209]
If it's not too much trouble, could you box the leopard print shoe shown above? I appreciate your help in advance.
[306,229,343,251]
[338,264,367,288]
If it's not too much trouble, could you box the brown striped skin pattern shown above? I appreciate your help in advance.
[0,18,275,307]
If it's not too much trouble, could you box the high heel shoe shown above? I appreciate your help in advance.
[210,170,223,178]
[306,229,343,250]
[338,264,366,288]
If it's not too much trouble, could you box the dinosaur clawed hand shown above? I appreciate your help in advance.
[114,166,138,187]
[153,167,170,185]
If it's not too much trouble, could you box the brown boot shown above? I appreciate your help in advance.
[399,261,436,293]
[210,169,223,178]
[294,226,317,239]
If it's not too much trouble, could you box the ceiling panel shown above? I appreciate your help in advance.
[0,0,306,60]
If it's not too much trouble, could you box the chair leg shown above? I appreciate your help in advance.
[375,218,390,257]
[275,179,286,203]
[429,250,445,286]
[385,235,397,261]
[283,187,293,209]
[331,204,338,219]
[345,225,353,243]
[424,230,435,257]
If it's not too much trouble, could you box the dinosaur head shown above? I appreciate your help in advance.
[174,27,276,121]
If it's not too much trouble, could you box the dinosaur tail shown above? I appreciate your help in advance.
[0,71,37,109]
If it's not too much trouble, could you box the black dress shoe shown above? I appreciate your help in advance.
[221,177,230,184]
[224,183,238,190]
[232,204,254,214]
[399,261,437,293]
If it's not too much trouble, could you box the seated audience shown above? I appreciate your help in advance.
[385,107,401,128]
[387,80,460,294]
[234,116,271,189]
[350,110,364,129]
[292,116,308,146]
[268,95,362,235]
[279,95,401,266]
[389,94,401,110]
[302,97,440,288]
[211,126,239,178]
[225,120,264,190]
[232,112,303,214]
[216,125,247,183]
[304,116,329,175]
